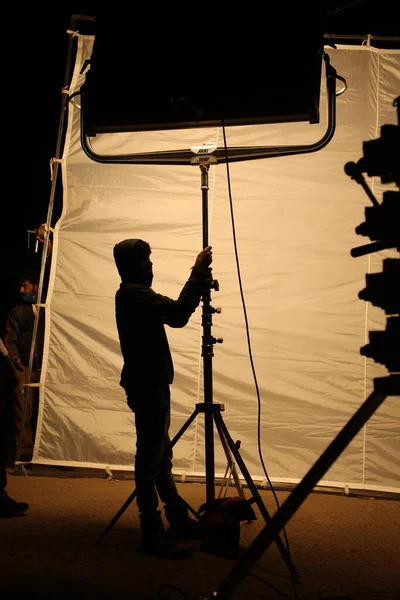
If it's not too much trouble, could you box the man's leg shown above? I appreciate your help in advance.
[13,366,35,461]
[131,386,193,558]
[0,393,8,493]
[0,406,29,517]
[154,387,201,541]
[134,401,168,516]
[0,356,29,517]
[153,386,184,508]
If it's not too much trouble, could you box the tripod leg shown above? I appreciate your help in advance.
[169,407,200,447]
[218,461,232,499]
[178,496,200,519]
[95,489,137,546]
[214,411,299,582]
[218,436,246,500]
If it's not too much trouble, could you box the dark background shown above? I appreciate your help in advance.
[1,1,398,334]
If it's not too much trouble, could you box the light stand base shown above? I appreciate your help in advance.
[95,401,299,582]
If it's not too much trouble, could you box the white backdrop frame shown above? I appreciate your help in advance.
[31,28,400,498]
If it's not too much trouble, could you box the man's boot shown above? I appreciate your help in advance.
[139,511,193,559]
[165,503,202,542]
[0,491,29,518]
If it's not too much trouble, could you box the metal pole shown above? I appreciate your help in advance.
[15,24,80,466]
[200,164,216,503]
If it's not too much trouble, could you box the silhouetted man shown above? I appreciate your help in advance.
[113,239,212,558]
[4,272,44,462]
[0,340,29,517]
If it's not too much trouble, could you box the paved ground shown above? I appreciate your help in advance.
[1,475,399,600]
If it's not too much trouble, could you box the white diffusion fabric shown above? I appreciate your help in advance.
[34,36,400,494]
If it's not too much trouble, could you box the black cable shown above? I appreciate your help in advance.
[324,0,365,17]
[250,572,357,600]
[156,583,191,600]
[249,572,296,600]
[221,123,299,600]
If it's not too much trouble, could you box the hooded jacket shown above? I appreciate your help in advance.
[115,269,207,393]
[4,304,45,370]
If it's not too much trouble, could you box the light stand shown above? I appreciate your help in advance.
[171,162,298,580]
[199,162,219,503]
[95,161,299,580]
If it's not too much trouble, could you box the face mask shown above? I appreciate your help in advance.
[21,290,37,304]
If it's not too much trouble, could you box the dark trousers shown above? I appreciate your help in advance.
[0,355,15,491]
[0,399,7,491]
[11,366,40,461]
[128,385,183,518]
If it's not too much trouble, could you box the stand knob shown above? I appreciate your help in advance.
[213,337,223,344]
[212,307,222,314]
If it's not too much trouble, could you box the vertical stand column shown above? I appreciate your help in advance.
[200,164,216,503]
